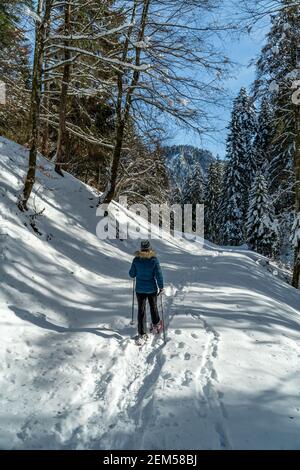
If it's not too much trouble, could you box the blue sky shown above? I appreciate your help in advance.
[169,25,269,158]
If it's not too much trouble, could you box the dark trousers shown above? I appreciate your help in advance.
[136,292,160,335]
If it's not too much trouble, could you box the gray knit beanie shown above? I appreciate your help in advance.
[140,240,151,251]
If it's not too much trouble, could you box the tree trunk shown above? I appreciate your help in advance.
[292,104,300,288]
[101,119,126,203]
[55,0,72,177]
[101,0,150,205]
[98,163,101,189]
[41,80,50,157]
[18,0,52,211]
[41,18,51,157]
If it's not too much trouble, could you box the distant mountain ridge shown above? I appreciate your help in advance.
[163,145,215,187]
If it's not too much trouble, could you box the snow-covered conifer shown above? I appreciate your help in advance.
[247,171,278,257]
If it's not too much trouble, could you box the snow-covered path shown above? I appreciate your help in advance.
[1,137,300,450]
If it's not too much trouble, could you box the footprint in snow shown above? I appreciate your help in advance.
[162,372,174,382]
[177,342,185,349]
[182,370,193,386]
[184,352,191,360]
[174,329,182,335]
[64,348,73,356]
[191,333,198,339]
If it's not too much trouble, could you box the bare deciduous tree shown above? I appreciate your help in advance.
[18,0,53,211]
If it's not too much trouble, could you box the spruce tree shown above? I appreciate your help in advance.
[182,163,205,231]
[236,88,257,218]
[253,0,300,283]
[253,0,299,214]
[253,98,274,174]
[247,171,278,257]
[182,163,205,206]
[205,159,223,244]
[221,88,256,245]
[221,162,244,246]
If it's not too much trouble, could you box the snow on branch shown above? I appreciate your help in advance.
[46,45,152,72]
[47,22,133,42]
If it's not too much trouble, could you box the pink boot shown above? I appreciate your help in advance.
[151,320,164,334]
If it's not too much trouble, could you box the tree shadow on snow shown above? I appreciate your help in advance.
[9,306,131,340]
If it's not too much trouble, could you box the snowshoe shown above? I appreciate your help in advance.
[150,320,164,335]
[135,334,149,346]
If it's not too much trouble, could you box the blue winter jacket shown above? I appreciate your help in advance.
[129,250,164,294]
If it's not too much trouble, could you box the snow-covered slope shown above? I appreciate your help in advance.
[1,136,300,450]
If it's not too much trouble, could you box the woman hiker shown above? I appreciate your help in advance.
[129,240,164,345]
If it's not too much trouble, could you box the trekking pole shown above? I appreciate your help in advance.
[130,278,136,325]
[160,292,166,345]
